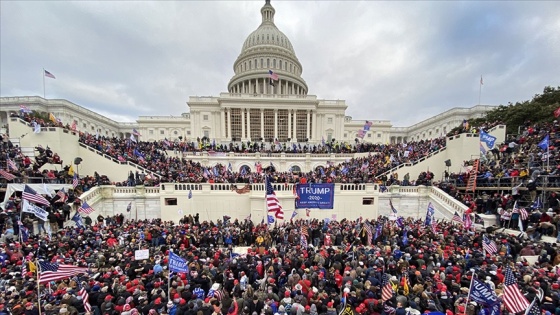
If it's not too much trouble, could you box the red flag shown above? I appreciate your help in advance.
[554,106,560,118]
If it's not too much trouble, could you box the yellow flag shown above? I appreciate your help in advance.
[68,165,74,176]
[49,113,57,123]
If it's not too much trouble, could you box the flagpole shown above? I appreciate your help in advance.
[465,269,475,305]
[37,259,43,315]
[478,75,483,105]
[43,68,46,99]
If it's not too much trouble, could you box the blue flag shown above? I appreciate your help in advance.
[268,215,275,224]
[480,131,497,149]
[396,217,404,228]
[188,189,192,199]
[469,278,500,311]
[169,251,189,273]
[402,228,408,245]
[538,135,549,151]
[291,209,298,220]
[72,212,84,228]
[425,203,435,226]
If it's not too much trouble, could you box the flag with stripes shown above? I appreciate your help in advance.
[0,169,16,181]
[503,267,530,313]
[44,70,56,79]
[474,214,485,226]
[71,120,77,131]
[301,225,309,237]
[78,201,94,215]
[266,176,283,219]
[22,257,27,275]
[463,213,472,229]
[452,211,463,224]
[20,104,32,113]
[73,173,79,188]
[364,222,373,245]
[38,261,88,284]
[7,158,17,170]
[55,188,67,203]
[483,235,498,255]
[132,128,141,136]
[78,283,91,313]
[22,185,50,206]
[382,273,393,301]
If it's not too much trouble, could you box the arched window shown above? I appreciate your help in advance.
[273,59,276,68]
[260,59,263,68]
[279,60,282,69]
[267,59,270,68]
[249,60,252,69]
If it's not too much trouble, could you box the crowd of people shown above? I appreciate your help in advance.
[1,208,560,315]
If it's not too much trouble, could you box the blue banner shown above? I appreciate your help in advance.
[480,131,497,149]
[169,252,189,273]
[295,183,334,209]
[470,278,499,306]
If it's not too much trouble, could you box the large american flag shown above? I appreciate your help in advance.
[452,211,463,224]
[301,225,309,237]
[55,188,68,203]
[463,213,472,230]
[0,169,16,181]
[22,185,50,206]
[78,201,95,215]
[266,176,283,219]
[268,70,279,81]
[38,261,88,284]
[482,235,498,255]
[513,202,529,221]
[382,273,393,301]
[503,267,530,313]
[364,222,373,245]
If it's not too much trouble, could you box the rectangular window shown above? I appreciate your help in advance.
[203,130,210,138]
[250,109,261,141]
[327,117,333,124]
[368,133,372,137]
[165,198,177,206]
[296,110,307,141]
[149,130,154,135]
[187,131,191,135]
[344,133,347,138]
[263,109,274,141]
[160,130,165,135]
[362,198,374,205]
[277,109,288,141]
[378,133,382,138]
[203,115,209,121]
[83,123,86,128]
[230,108,242,140]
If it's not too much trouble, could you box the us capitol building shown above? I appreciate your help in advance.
[0,1,494,145]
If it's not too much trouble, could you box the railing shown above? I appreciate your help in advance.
[429,186,468,215]
[378,146,447,177]
[454,175,560,189]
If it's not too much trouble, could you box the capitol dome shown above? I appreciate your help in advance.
[228,0,308,96]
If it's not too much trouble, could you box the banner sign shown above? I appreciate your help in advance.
[22,200,49,221]
[470,278,499,305]
[295,183,334,209]
[169,251,189,273]
[135,249,150,260]
[480,131,497,149]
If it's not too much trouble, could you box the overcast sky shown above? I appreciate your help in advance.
[1,1,559,127]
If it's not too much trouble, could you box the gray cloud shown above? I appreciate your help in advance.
[1,1,559,126]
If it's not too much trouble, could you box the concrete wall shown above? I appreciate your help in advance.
[78,184,469,225]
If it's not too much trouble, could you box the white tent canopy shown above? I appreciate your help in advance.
[1,183,73,209]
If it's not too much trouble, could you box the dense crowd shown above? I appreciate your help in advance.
[1,208,560,315]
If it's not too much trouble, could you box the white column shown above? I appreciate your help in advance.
[274,109,278,140]
[227,108,232,140]
[242,81,245,94]
[263,78,267,94]
[293,110,297,140]
[220,109,225,139]
[260,109,264,140]
[312,110,317,141]
[306,110,310,140]
[247,109,251,141]
[241,108,246,140]
[285,80,288,95]
[287,109,292,140]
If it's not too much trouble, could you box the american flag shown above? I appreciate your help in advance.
[55,188,67,203]
[382,273,393,301]
[73,173,79,188]
[132,128,141,136]
[22,257,27,275]
[482,235,498,255]
[78,201,95,215]
[503,267,530,314]
[22,185,50,206]
[38,261,88,284]
[7,158,17,170]
[71,120,77,131]
[364,222,373,245]
[268,70,279,81]
[513,202,529,221]
[463,213,472,230]
[78,284,92,313]
[266,176,283,219]
[452,211,463,224]
[526,298,541,315]
[301,225,309,237]
[20,104,32,113]
[0,169,16,181]
[44,69,56,79]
